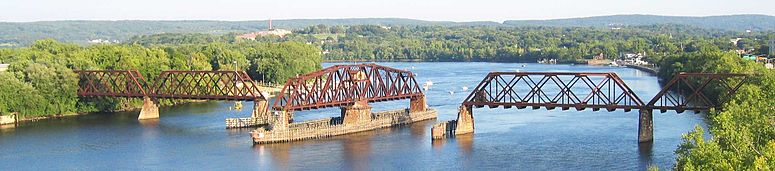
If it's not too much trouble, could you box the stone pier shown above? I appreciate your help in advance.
[0,113,16,125]
[138,97,159,120]
[455,105,474,135]
[409,95,427,113]
[431,105,473,140]
[272,110,290,131]
[342,100,372,125]
[638,109,653,143]
[252,100,270,120]
[253,108,437,144]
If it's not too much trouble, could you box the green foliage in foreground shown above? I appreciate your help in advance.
[661,47,775,170]
[0,39,321,118]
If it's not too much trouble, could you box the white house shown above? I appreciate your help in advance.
[0,64,9,72]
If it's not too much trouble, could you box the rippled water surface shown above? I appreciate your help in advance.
[0,62,707,170]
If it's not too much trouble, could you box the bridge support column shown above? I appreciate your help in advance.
[138,97,159,120]
[342,100,372,125]
[273,110,290,130]
[251,99,270,120]
[455,105,474,135]
[638,109,653,143]
[409,95,427,113]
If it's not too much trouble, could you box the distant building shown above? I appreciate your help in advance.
[617,53,649,66]
[236,19,292,40]
[88,39,118,44]
[730,38,742,45]
[0,64,9,72]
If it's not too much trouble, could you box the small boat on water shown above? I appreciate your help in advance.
[461,86,468,91]
[423,80,433,91]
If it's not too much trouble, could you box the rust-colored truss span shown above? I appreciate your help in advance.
[150,71,266,101]
[272,64,423,111]
[462,72,645,112]
[647,73,747,113]
[74,70,148,98]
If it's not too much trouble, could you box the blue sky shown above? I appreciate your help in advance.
[1,0,773,22]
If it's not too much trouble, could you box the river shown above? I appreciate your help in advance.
[0,62,707,170]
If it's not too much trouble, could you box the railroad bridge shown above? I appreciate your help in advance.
[75,70,268,120]
[74,64,431,134]
[432,72,747,142]
[269,64,427,126]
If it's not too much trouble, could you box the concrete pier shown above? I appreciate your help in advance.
[638,109,653,143]
[252,108,437,144]
[342,100,372,125]
[455,105,474,135]
[252,100,270,120]
[0,113,16,125]
[138,97,159,120]
[431,105,473,140]
[409,95,427,113]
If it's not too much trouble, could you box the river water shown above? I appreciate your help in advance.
[0,62,706,170]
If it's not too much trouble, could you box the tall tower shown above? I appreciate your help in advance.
[770,39,775,57]
[268,19,273,31]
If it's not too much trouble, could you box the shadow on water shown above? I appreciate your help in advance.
[638,141,654,169]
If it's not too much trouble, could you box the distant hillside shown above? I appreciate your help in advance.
[0,19,499,46]
[504,14,775,31]
[1,15,772,47]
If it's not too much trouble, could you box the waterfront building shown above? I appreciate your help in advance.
[236,19,292,40]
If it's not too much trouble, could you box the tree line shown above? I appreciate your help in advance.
[211,24,772,65]
[652,43,775,169]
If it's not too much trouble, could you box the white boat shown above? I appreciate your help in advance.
[422,80,433,91]
[461,86,468,91]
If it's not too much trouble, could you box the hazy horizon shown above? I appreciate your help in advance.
[2,0,774,22]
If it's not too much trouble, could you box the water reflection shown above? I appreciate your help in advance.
[455,134,474,156]
[409,119,434,138]
[138,119,159,128]
[343,132,373,171]
[638,141,654,169]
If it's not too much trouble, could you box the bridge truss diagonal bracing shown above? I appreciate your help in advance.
[647,73,748,113]
[74,70,149,98]
[272,64,424,111]
[462,72,645,112]
[150,71,266,101]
